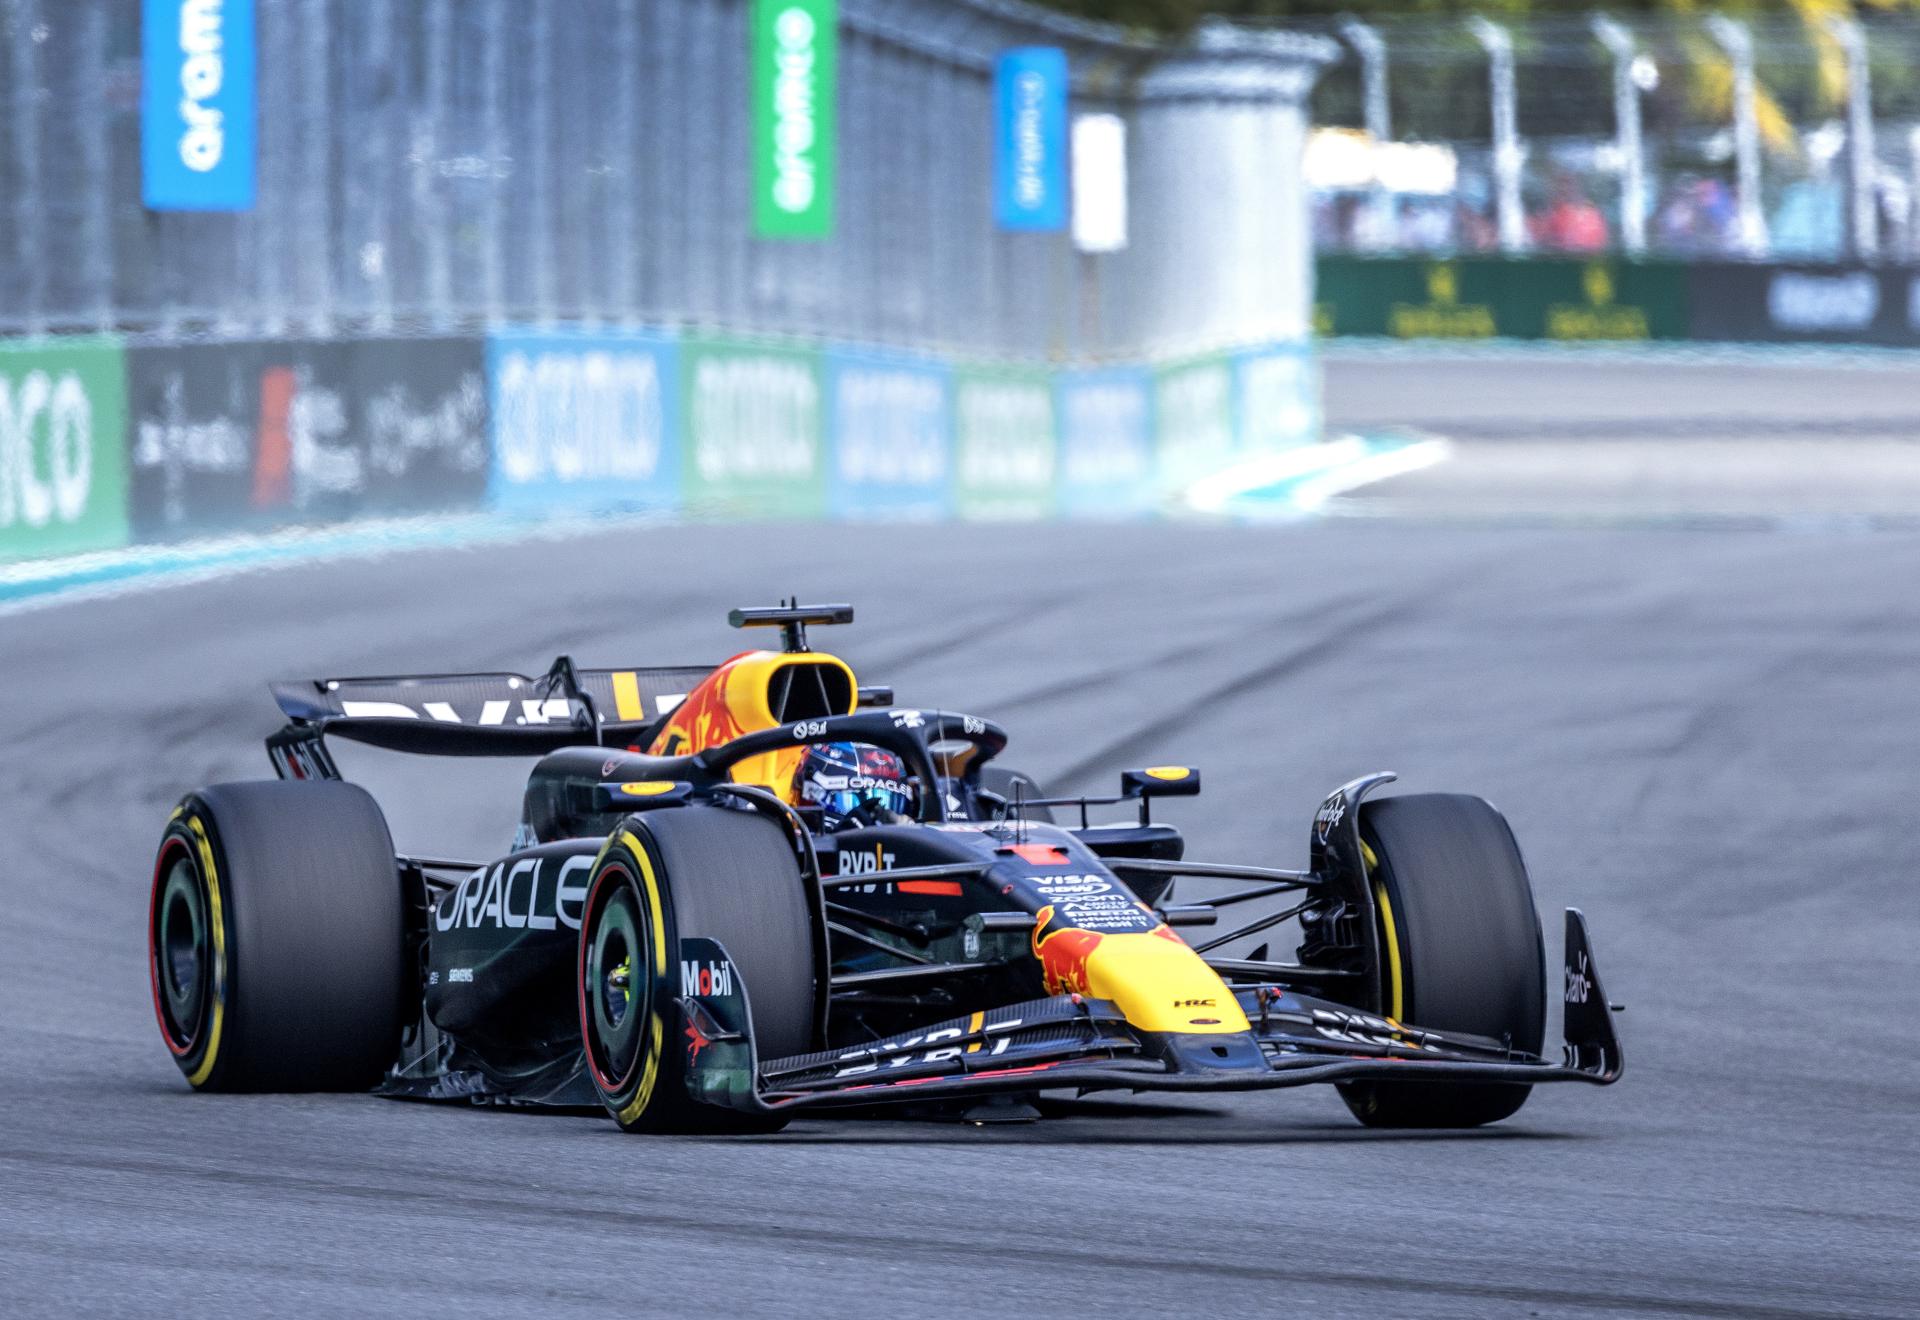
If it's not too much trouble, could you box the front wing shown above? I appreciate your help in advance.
[681,909,1623,1115]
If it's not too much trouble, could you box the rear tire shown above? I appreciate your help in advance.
[149,782,406,1092]
[579,805,818,1133]
[1339,793,1545,1129]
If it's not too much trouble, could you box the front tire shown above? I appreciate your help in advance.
[149,782,406,1092]
[579,805,818,1133]
[1340,793,1545,1129]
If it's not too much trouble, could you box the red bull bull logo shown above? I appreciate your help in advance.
[1033,907,1104,995]
[649,652,751,757]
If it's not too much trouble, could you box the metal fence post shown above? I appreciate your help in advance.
[11,0,47,336]
[1591,15,1648,258]
[1338,18,1394,255]
[1468,17,1526,255]
[366,6,395,332]
[420,0,452,330]
[481,0,506,326]
[529,1,555,326]
[1825,16,1878,262]
[1707,14,1767,259]
[1910,127,1920,264]
[81,0,113,331]
[305,0,335,335]
[611,0,640,326]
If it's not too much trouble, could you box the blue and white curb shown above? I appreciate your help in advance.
[1182,431,1452,520]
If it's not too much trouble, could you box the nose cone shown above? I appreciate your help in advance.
[1078,927,1251,1035]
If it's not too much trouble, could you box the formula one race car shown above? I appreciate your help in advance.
[148,602,1622,1132]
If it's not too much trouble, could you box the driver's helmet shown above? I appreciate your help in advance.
[792,742,914,829]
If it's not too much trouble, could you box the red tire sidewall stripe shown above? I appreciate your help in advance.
[149,833,196,1058]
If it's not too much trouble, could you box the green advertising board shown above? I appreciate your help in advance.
[681,337,826,517]
[954,367,1056,520]
[752,0,837,240]
[0,338,129,562]
[1315,256,1689,341]
[1152,353,1236,494]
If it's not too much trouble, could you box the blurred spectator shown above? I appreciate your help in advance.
[1655,174,1738,255]
[1398,195,1455,251]
[1532,173,1609,252]
[1454,172,1499,251]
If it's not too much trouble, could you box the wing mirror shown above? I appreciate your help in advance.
[1121,766,1201,799]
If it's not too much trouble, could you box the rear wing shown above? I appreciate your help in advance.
[269,660,715,762]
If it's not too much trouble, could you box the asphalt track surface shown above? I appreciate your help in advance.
[4,354,1918,1318]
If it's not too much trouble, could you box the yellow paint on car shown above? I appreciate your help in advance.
[613,830,672,1126]
[1375,881,1404,1023]
[611,670,645,721]
[1083,932,1250,1035]
[184,815,226,1088]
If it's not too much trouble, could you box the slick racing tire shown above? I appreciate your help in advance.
[579,805,818,1134]
[981,765,1053,823]
[149,782,407,1092]
[1340,793,1546,1129]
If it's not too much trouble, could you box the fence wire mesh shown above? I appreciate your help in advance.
[0,0,1332,360]
[1301,12,1920,264]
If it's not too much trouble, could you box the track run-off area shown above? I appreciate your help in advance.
[2,350,1916,1318]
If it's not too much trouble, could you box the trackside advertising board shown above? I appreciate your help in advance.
[954,367,1057,520]
[1314,257,1688,341]
[752,0,837,240]
[1152,354,1236,494]
[995,48,1069,232]
[490,329,680,511]
[125,337,488,538]
[1234,344,1319,454]
[0,329,1322,567]
[826,349,951,520]
[142,0,258,211]
[0,339,129,561]
[1056,368,1154,517]
[1316,255,1920,346]
[682,338,827,517]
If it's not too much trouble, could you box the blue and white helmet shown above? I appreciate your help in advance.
[793,742,914,829]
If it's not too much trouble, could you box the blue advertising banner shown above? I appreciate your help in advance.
[994,47,1068,232]
[1055,368,1154,518]
[489,329,681,512]
[825,349,951,520]
[1233,344,1318,453]
[142,0,257,211]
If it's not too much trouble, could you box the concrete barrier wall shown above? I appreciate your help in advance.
[0,330,1319,564]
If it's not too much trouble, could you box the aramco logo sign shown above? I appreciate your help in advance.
[175,0,230,174]
[753,0,837,239]
[141,0,257,211]
[994,48,1067,231]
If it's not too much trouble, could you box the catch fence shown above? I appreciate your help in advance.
[0,0,1332,361]
[1300,11,1920,264]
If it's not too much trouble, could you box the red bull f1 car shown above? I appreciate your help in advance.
[148,602,1623,1132]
